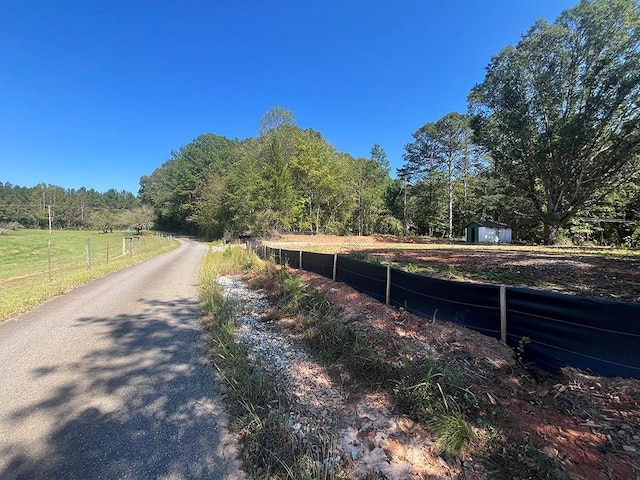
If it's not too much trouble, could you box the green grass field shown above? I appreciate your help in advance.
[0,229,178,321]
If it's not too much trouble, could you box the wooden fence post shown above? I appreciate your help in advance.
[500,285,507,344]
[48,239,52,282]
[386,265,391,305]
[332,253,337,281]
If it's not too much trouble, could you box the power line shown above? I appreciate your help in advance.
[575,217,638,224]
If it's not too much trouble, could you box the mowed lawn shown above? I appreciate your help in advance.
[0,229,178,321]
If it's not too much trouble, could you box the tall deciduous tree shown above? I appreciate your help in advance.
[469,0,640,244]
[258,106,296,137]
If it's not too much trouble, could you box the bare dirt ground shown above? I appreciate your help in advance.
[258,235,640,479]
[266,234,640,302]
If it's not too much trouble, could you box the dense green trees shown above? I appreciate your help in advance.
[389,0,640,245]
[139,133,238,233]
[469,0,640,244]
[0,183,147,232]
[139,108,399,239]
[353,147,392,236]
[142,96,638,245]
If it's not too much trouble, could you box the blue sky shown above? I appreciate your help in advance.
[2,0,577,194]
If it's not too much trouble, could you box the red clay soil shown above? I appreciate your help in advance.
[372,248,640,303]
[294,268,640,480]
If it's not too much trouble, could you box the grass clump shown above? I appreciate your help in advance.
[428,412,474,456]
[204,244,261,276]
[395,357,479,421]
[249,261,312,314]
[302,315,390,384]
[483,434,569,480]
[394,356,480,455]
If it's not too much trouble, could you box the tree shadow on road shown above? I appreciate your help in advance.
[0,297,241,480]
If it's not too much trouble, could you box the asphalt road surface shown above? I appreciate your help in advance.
[0,238,244,479]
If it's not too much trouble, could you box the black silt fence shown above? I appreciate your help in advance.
[280,249,300,269]
[336,256,387,303]
[505,288,640,378]
[390,269,502,338]
[301,251,334,279]
[257,243,640,379]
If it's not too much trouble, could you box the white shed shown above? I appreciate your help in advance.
[465,220,512,244]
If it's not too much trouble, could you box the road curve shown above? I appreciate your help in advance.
[0,238,244,479]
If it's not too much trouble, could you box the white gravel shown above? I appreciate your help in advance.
[216,275,443,480]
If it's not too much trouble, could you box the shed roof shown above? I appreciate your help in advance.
[465,220,510,229]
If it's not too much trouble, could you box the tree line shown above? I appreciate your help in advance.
[0,183,153,233]
[139,0,640,245]
[139,111,396,239]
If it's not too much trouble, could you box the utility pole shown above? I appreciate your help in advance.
[397,166,411,238]
[47,204,52,234]
[402,176,408,237]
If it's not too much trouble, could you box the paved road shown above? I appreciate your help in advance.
[0,238,244,479]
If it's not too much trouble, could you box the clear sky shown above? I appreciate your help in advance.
[2,0,577,194]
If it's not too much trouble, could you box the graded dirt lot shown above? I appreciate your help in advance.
[259,234,640,479]
[265,234,640,302]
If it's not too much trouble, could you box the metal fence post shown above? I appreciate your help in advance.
[299,250,303,269]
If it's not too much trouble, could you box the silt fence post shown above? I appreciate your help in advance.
[332,253,337,281]
[500,285,507,344]
[386,265,391,305]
